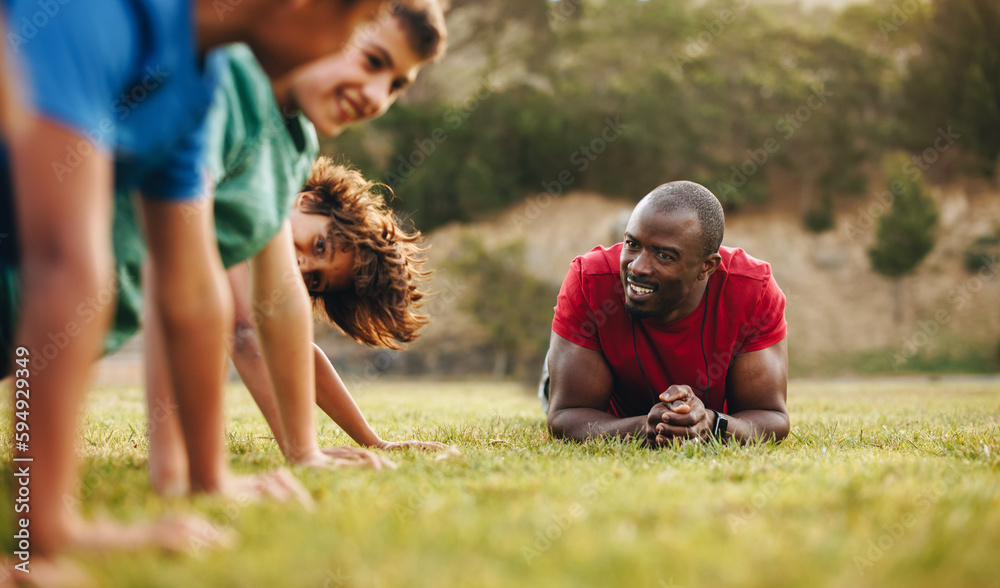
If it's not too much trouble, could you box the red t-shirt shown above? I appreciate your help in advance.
[552,244,786,417]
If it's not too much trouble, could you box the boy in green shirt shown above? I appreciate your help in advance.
[118,1,448,493]
[1,0,384,567]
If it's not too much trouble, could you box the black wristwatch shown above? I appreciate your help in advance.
[711,410,729,439]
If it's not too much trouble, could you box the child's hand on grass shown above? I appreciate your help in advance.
[376,440,449,452]
[2,555,93,588]
[32,513,239,560]
[317,446,398,470]
[221,469,316,511]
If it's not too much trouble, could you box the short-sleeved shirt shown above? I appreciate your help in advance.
[0,0,226,266]
[104,44,319,353]
[552,244,787,417]
[5,0,224,199]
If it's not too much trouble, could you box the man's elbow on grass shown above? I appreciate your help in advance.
[768,409,791,444]
[733,407,790,445]
[547,408,574,441]
[547,408,617,443]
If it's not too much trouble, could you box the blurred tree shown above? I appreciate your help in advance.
[868,152,939,322]
[803,193,835,233]
[900,0,1000,176]
[324,0,993,235]
[444,234,558,380]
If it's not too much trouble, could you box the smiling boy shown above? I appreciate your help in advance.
[0,0,387,564]
[106,0,449,492]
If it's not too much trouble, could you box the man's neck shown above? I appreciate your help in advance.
[656,278,709,325]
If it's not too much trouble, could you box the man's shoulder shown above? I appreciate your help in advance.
[574,243,622,278]
[717,246,774,283]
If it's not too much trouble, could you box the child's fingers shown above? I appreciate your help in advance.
[262,470,316,512]
[321,446,397,470]
[1,556,94,588]
[392,440,449,452]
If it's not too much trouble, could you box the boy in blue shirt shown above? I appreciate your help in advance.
[1,0,383,564]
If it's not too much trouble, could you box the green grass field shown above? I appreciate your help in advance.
[2,378,999,587]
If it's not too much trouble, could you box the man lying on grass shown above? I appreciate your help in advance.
[541,181,789,445]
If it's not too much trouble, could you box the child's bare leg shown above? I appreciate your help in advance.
[10,120,114,555]
[142,270,189,496]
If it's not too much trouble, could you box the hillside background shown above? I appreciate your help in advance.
[309,0,1000,386]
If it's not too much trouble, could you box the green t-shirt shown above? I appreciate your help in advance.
[0,265,18,375]
[0,45,319,365]
[105,43,320,354]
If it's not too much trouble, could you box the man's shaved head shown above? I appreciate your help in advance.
[639,181,724,258]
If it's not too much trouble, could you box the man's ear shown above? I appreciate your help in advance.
[699,253,722,280]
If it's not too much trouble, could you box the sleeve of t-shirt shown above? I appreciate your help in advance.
[136,50,229,200]
[202,85,234,188]
[551,257,601,351]
[739,272,787,353]
[10,0,138,149]
[136,112,211,200]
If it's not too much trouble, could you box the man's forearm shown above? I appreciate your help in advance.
[548,408,646,442]
[723,409,790,444]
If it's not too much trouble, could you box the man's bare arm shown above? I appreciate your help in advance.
[654,339,789,443]
[723,338,789,442]
[546,331,650,441]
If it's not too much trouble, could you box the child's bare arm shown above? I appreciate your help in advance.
[140,195,231,492]
[228,261,288,450]
[312,344,446,452]
[237,224,390,468]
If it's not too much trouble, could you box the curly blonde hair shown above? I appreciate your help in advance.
[300,156,430,349]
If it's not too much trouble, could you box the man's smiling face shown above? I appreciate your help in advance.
[619,201,711,323]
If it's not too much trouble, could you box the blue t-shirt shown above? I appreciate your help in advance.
[3,0,225,200]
